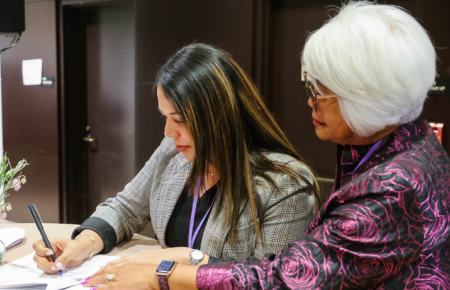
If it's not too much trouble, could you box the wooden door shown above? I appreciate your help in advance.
[62,2,135,223]
[84,4,135,215]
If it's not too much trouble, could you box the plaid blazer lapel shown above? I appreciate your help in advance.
[153,151,191,248]
[200,193,231,257]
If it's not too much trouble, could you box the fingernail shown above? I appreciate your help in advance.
[141,249,144,252]
[46,251,54,256]
[56,262,63,269]
[100,264,105,269]
[85,276,91,281]
[62,266,66,270]
[81,281,87,285]
[51,266,58,270]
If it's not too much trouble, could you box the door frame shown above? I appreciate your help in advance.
[58,3,90,224]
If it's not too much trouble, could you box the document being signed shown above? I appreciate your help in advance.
[0,252,119,290]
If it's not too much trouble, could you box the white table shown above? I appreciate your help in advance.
[0,220,161,265]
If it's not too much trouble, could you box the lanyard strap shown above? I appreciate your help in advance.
[188,178,218,249]
[353,139,383,174]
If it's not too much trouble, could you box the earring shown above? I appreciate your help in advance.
[211,172,214,176]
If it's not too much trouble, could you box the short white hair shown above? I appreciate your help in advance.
[302,1,436,137]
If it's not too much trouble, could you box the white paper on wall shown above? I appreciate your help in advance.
[22,59,42,86]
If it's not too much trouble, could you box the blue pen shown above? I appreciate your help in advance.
[28,204,63,276]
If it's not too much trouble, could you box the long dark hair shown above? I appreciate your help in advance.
[155,43,320,243]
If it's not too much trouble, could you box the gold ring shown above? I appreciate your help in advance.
[106,273,115,283]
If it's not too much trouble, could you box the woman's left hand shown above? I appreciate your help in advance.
[104,248,191,268]
[83,263,160,290]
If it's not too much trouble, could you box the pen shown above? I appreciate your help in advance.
[28,203,63,276]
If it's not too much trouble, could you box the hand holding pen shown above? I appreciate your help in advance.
[31,220,103,274]
[28,204,63,275]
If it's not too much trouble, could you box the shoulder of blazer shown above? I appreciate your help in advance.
[262,152,314,182]
[251,152,314,203]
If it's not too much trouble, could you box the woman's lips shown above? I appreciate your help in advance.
[312,117,325,127]
[176,146,189,152]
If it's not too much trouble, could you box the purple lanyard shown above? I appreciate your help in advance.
[353,139,383,174]
[188,178,218,249]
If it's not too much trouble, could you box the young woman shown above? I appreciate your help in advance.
[32,43,319,274]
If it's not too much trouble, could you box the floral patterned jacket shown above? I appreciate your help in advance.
[196,118,450,289]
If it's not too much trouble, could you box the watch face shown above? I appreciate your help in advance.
[156,260,176,273]
[191,250,204,260]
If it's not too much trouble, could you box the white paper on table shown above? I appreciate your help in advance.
[0,227,26,249]
[22,59,43,85]
[0,252,120,290]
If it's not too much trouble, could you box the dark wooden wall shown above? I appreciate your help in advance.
[1,0,59,222]
[1,0,449,222]
[266,0,435,197]
[134,0,450,200]
[134,0,255,171]
[417,0,450,153]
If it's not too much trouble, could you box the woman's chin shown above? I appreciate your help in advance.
[315,127,330,141]
[181,151,194,162]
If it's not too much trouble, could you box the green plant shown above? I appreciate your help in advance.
[0,153,29,219]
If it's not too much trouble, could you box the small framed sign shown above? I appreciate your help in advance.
[22,59,42,86]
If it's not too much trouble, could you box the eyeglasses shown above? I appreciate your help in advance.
[303,71,337,110]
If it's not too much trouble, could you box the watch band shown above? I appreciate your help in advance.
[157,275,170,290]
[189,249,204,266]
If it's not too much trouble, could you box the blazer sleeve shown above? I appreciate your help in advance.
[197,172,423,289]
[253,160,317,259]
[80,138,168,247]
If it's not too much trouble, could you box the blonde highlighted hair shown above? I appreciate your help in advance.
[155,43,320,243]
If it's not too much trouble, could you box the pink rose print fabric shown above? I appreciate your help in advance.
[197,119,450,289]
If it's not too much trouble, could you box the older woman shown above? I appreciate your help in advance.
[85,2,450,290]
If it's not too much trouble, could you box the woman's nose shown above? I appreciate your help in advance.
[307,97,313,108]
[164,120,179,138]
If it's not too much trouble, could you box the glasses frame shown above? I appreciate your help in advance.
[303,71,337,110]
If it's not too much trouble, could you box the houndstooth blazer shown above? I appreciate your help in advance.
[91,137,317,261]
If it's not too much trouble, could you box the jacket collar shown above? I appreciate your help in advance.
[155,139,230,253]
[173,151,191,168]
[333,118,428,190]
[308,118,430,234]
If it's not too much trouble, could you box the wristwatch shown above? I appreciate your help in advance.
[189,249,204,266]
[156,260,177,290]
